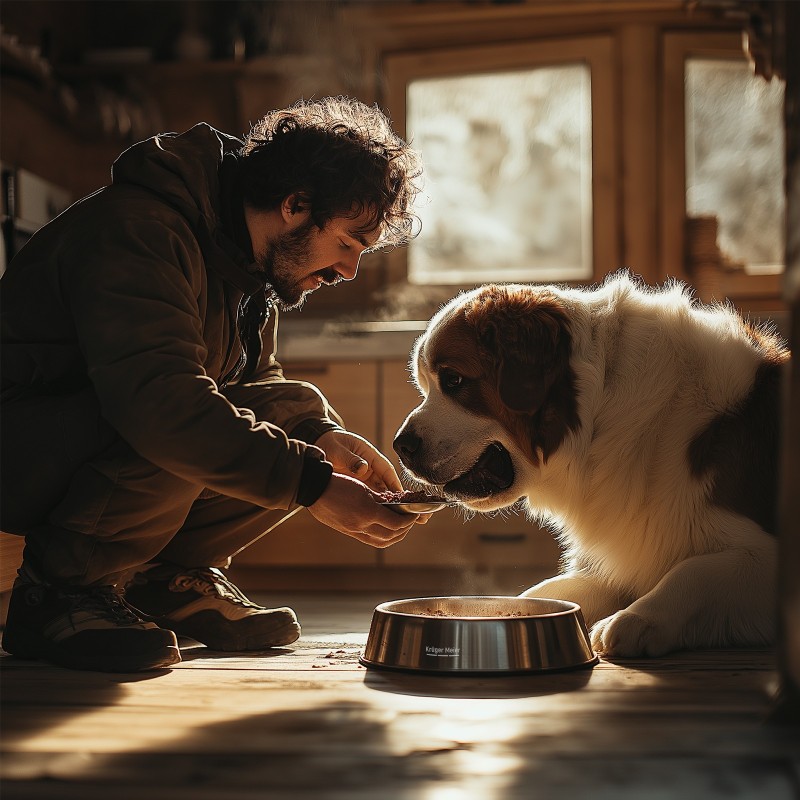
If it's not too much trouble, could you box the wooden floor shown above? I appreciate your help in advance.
[2,592,799,800]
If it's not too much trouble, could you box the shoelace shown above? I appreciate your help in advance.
[171,568,260,608]
[65,586,143,626]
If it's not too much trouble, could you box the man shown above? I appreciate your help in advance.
[0,96,425,672]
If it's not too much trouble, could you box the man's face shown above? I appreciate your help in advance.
[254,210,380,311]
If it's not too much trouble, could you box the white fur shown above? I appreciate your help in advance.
[400,273,779,657]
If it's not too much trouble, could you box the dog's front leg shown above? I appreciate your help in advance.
[591,537,777,657]
[519,570,627,627]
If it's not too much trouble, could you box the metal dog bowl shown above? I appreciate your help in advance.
[360,596,598,675]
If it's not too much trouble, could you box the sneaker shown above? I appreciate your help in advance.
[1,564,181,672]
[124,564,301,651]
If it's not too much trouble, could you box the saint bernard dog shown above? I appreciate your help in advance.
[393,271,789,657]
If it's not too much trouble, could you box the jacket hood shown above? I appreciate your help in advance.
[111,123,244,233]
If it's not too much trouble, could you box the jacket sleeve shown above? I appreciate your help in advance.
[61,209,312,511]
[231,309,346,443]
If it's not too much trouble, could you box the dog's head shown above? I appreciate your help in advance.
[393,284,580,512]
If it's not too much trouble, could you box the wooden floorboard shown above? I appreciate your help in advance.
[2,593,799,799]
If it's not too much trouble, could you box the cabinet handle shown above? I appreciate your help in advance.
[477,532,526,544]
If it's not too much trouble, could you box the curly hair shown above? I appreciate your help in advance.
[239,96,424,248]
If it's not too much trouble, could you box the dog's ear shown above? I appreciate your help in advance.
[468,287,571,414]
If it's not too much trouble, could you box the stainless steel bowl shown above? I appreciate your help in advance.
[360,596,598,675]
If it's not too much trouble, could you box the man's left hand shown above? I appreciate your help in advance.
[315,430,402,493]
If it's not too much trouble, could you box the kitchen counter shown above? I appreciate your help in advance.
[276,319,427,362]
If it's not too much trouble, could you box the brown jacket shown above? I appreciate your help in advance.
[0,124,341,511]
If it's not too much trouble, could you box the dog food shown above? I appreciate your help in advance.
[377,489,447,504]
[423,608,525,618]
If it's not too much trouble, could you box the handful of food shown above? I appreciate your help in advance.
[376,489,450,514]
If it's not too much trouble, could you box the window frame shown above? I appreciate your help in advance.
[381,36,618,289]
[660,31,784,300]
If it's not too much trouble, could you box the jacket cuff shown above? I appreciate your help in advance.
[289,418,344,445]
[295,454,334,507]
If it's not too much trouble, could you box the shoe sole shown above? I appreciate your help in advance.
[3,632,183,672]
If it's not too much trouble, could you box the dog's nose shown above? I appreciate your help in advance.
[393,429,421,463]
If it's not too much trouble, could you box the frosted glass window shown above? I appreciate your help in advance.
[686,59,785,273]
[406,65,592,285]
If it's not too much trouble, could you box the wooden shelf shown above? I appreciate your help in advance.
[58,54,333,81]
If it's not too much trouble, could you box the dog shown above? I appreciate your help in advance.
[393,271,789,657]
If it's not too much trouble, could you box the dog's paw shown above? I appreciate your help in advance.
[590,610,677,657]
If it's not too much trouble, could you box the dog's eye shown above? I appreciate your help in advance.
[440,369,463,392]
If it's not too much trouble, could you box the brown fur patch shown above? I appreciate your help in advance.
[428,285,581,463]
[689,353,787,536]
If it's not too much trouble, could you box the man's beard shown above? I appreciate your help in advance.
[254,220,340,311]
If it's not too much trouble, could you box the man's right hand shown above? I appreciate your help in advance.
[306,473,419,548]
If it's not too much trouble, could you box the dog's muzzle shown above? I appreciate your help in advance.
[394,426,514,500]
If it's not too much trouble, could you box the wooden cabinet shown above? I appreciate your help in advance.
[0,534,24,594]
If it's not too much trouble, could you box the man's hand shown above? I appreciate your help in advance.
[315,430,402,493]
[306,473,419,548]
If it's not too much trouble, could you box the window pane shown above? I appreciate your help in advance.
[685,58,785,273]
[407,65,592,285]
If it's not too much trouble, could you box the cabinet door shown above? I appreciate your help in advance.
[236,361,380,567]
[0,533,24,594]
[380,359,561,571]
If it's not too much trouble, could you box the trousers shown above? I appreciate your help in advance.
[0,383,296,586]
